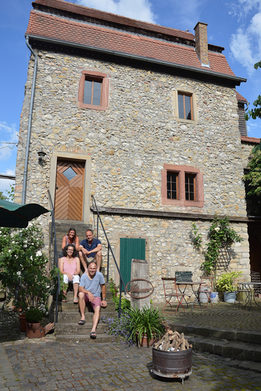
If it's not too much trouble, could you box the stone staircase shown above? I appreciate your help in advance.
[55,285,118,343]
[173,324,261,363]
[51,221,93,254]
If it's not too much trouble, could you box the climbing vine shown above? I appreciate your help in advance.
[191,217,243,275]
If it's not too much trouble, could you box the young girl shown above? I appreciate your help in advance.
[59,244,80,303]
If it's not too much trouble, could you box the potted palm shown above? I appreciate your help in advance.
[128,306,166,347]
[215,271,242,303]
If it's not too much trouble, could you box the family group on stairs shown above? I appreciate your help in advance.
[58,228,107,339]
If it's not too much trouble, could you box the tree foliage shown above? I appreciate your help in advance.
[245,61,261,120]
[0,192,6,200]
[244,142,261,197]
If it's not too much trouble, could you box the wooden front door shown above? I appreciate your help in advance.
[54,159,85,220]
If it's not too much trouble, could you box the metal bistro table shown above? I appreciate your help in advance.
[238,282,261,306]
[175,281,203,307]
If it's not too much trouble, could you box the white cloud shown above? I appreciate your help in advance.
[230,29,256,72]
[229,1,261,74]
[229,0,261,20]
[0,121,18,161]
[74,0,156,23]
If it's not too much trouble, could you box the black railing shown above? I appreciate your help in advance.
[92,195,126,318]
[48,190,59,323]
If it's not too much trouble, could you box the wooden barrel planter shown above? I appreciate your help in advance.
[151,347,192,382]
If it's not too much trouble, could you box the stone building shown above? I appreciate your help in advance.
[15,0,260,301]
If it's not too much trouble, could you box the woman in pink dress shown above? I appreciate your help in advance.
[59,244,80,303]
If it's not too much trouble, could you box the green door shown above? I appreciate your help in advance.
[120,238,146,288]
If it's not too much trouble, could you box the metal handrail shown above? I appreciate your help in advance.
[91,195,126,317]
[47,190,59,323]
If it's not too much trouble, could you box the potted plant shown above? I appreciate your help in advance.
[128,306,166,347]
[25,307,45,338]
[215,271,242,303]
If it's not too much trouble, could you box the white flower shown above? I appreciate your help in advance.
[36,250,42,257]
[17,271,21,277]
[214,227,220,232]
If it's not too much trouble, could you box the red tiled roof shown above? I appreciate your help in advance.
[236,91,248,103]
[241,136,261,144]
[26,10,238,79]
[32,0,195,42]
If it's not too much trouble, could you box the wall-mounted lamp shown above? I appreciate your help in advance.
[37,149,46,165]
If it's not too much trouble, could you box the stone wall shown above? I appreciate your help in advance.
[97,214,249,302]
[15,48,250,300]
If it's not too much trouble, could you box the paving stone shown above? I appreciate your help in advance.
[1,339,261,390]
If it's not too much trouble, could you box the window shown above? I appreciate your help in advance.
[178,92,193,120]
[161,164,204,207]
[84,78,102,106]
[167,171,179,200]
[185,173,196,201]
[78,70,109,110]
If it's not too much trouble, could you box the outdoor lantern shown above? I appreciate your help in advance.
[37,149,46,165]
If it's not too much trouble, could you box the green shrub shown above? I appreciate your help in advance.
[25,307,44,323]
[215,272,242,292]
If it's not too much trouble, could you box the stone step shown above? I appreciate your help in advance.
[60,300,115,311]
[187,334,261,362]
[173,324,261,346]
[55,321,108,335]
[55,333,117,343]
[58,310,117,323]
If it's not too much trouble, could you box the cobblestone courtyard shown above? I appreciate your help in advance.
[1,339,261,391]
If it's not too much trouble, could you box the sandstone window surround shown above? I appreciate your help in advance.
[173,89,198,123]
[161,164,204,207]
[78,70,109,110]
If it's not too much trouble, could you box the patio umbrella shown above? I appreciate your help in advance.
[0,199,49,228]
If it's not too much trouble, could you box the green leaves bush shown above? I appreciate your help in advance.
[0,223,51,311]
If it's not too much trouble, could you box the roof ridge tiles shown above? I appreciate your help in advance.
[32,0,195,41]
[30,10,198,53]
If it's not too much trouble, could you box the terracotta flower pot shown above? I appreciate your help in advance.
[26,322,45,338]
[138,334,155,348]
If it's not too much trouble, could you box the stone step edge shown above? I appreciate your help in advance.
[187,334,261,363]
[55,322,108,330]
[57,312,117,319]
[173,324,261,345]
[55,333,117,342]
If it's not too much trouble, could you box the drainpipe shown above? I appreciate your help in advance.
[22,36,38,204]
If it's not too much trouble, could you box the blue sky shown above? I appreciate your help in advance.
[0,0,261,195]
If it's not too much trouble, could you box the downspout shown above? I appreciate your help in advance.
[22,36,38,204]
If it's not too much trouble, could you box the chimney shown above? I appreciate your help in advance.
[194,22,209,67]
